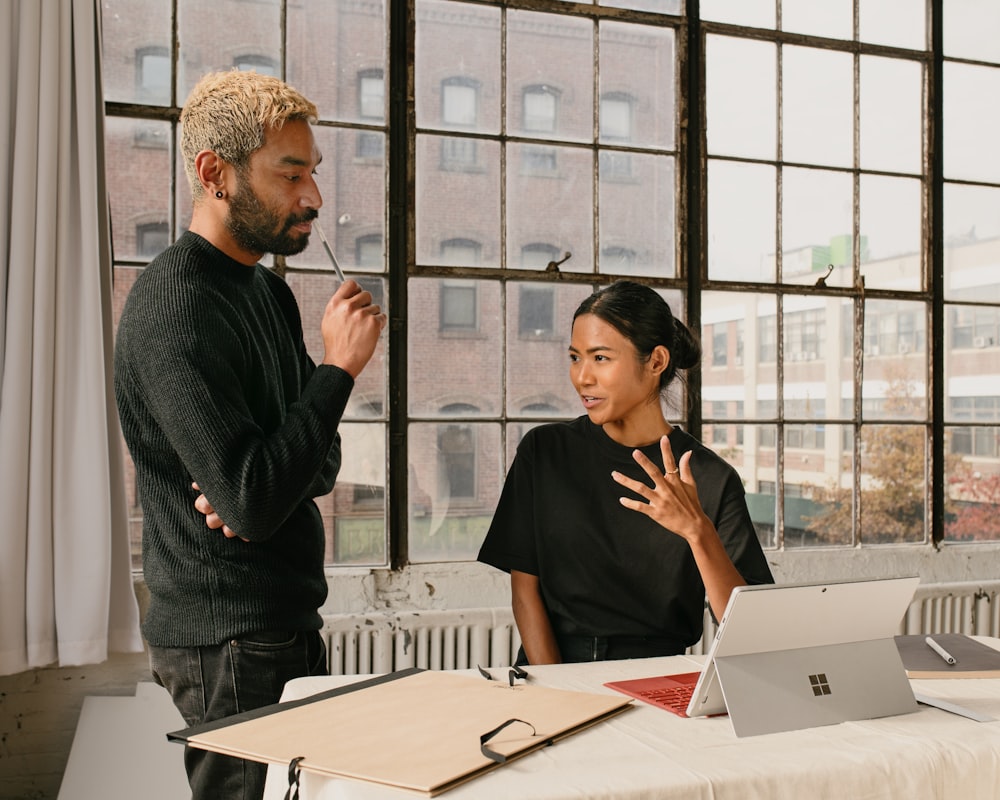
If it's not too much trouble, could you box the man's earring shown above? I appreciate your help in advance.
[215,190,225,199]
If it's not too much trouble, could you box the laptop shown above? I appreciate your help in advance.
[605,576,920,737]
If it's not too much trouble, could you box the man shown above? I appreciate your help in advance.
[113,70,386,799]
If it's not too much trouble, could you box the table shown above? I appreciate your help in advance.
[263,639,1000,800]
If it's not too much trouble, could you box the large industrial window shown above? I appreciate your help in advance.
[103,0,1000,571]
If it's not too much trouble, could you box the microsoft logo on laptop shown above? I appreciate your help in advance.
[809,673,832,696]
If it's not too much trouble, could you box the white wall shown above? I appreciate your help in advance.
[322,542,1000,614]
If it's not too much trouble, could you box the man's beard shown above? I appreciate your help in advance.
[226,183,316,257]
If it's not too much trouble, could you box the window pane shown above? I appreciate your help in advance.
[782,297,855,420]
[106,118,173,262]
[706,36,776,160]
[782,295,844,418]
[701,0,775,28]
[416,0,500,134]
[860,56,923,175]
[781,167,853,288]
[408,422,503,562]
[326,423,387,566]
[137,49,171,105]
[178,0,280,101]
[507,11,592,142]
[859,175,922,291]
[782,46,853,169]
[506,282,592,417]
[408,279,502,416]
[507,144,593,273]
[859,424,928,544]
[727,425,779,549]
[944,63,1000,183]
[287,0,387,124]
[286,274,387,419]
[416,135,500,267]
[356,234,384,269]
[946,306,1000,428]
[860,0,926,50]
[599,153,676,278]
[707,161,776,282]
[702,291,779,421]
[782,0,851,40]
[862,299,927,420]
[600,0,680,14]
[599,21,675,150]
[945,426,1000,542]
[290,127,386,273]
[788,424,854,548]
[944,1,1000,63]
[287,274,388,565]
[944,185,1000,303]
[102,0,172,105]
[112,265,144,569]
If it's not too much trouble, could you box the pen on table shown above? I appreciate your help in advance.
[312,220,346,283]
[925,636,957,666]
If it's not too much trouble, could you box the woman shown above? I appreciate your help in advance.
[477,280,773,664]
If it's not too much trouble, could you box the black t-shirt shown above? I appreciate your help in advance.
[477,416,774,647]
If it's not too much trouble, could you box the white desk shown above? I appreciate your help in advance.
[263,640,1000,800]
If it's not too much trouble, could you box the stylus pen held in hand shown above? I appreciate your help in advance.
[312,220,346,283]
[925,636,957,665]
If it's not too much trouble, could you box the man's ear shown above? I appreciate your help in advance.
[194,150,227,195]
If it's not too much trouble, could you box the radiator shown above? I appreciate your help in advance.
[903,580,1000,637]
[322,580,1000,675]
[322,607,520,675]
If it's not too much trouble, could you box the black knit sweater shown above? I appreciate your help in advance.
[114,232,353,647]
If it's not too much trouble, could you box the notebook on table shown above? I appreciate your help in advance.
[605,576,921,737]
[894,633,1000,678]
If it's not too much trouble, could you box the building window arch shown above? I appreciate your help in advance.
[522,84,559,134]
[233,54,279,76]
[135,46,169,104]
[438,403,479,500]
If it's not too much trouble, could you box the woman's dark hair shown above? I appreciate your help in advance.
[573,280,701,394]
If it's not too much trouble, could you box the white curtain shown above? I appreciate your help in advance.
[0,0,143,676]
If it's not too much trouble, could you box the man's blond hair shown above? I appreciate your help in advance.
[180,70,318,201]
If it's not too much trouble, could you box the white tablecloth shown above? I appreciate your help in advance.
[263,640,1000,800]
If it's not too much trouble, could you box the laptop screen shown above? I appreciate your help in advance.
[686,576,920,721]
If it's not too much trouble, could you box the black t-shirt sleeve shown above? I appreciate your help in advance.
[712,466,775,586]
[477,438,539,576]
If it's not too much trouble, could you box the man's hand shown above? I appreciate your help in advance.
[192,482,248,542]
[320,279,388,378]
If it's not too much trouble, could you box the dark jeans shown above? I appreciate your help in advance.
[150,629,328,800]
[516,633,686,666]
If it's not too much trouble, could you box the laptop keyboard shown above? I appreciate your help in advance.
[636,682,695,714]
